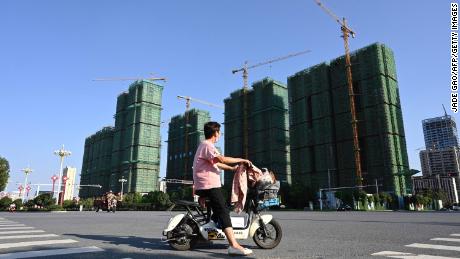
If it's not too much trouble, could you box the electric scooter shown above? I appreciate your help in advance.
[162,184,282,251]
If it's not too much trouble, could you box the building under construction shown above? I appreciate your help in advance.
[288,42,409,196]
[80,80,163,198]
[166,109,211,189]
[224,77,292,187]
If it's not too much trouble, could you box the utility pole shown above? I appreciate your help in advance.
[54,145,71,205]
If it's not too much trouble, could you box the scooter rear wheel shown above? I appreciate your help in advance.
[167,221,198,251]
[253,219,282,249]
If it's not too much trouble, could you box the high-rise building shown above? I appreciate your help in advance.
[80,80,163,198]
[419,115,460,197]
[62,166,76,200]
[109,80,163,194]
[422,115,458,149]
[80,127,114,197]
[224,78,291,187]
[288,43,409,197]
[412,174,459,204]
[420,147,460,177]
[166,109,211,189]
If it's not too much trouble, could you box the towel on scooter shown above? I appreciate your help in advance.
[231,164,265,213]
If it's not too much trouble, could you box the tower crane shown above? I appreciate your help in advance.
[314,0,363,187]
[232,49,310,159]
[177,95,224,111]
[176,95,224,180]
[93,74,167,82]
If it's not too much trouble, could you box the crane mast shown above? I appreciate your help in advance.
[314,0,362,187]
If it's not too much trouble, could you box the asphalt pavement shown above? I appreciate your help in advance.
[0,210,458,258]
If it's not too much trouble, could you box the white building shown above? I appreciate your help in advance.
[62,167,76,200]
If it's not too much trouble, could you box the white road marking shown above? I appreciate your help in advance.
[0,228,33,231]
[431,238,460,243]
[0,239,78,249]
[0,222,16,224]
[372,251,459,258]
[0,230,45,235]
[406,243,460,252]
[451,234,460,237]
[0,234,58,240]
[0,246,103,258]
[0,225,26,228]
[372,251,413,256]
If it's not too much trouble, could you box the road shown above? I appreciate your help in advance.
[0,210,458,258]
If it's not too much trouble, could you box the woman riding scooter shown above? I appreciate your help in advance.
[193,121,253,256]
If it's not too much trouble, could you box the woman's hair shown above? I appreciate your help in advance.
[204,121,221,139]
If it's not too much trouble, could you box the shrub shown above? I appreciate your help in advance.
[34,193,55,208]
[0,197,12,210]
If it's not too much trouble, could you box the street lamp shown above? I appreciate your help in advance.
[118,177,127,201]
[54,145,71,205]
[21,167,33,202]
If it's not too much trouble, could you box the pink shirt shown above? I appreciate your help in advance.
[193,140,221,190]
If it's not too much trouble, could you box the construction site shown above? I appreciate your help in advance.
[224,78,292,187]
[79,1,411,205]
[80,80,164,198]
[166,108,211,190]
[289,42,409,197]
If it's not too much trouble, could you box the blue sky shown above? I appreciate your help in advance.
[0,1,454,194]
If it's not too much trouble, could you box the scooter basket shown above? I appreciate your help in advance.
[261,189,279,200]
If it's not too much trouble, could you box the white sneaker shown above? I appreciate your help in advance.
[228,246,253,255]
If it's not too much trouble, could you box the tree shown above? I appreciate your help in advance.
[33,193,55,207]
[0,197,12,210]
[123,192,142,204]
[13,199,22,209]
[0,156,10,191]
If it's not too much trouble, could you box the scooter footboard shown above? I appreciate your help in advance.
[249,214,273,237]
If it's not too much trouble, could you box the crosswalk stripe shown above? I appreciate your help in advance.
[0,234,58,240]
[372,251,459,258]
[0,239,78,249]
[406,243,460,252]
[0,225,26,228]
[0,231,45,235]
[0,228,33,231]
[451,234,460,237]
[372,251,413,256]
[0,222,16,224]
[0,246,103,259]
[431,238,460,243]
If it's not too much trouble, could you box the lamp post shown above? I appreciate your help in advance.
[51,175,58,196]
[21,167,33,202]
[25,185,31,198]
[118,177,127,201]
[18,185,23,197]
[54,145,71,205]
[60,176,68,206]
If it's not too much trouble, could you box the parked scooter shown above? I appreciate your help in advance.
[162,183,282,251]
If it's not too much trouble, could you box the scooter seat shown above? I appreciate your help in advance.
[174,200,199,207]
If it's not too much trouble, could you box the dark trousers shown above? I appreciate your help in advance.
[195,188,232,229]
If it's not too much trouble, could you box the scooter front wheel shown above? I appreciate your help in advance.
[253,219,282,249]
